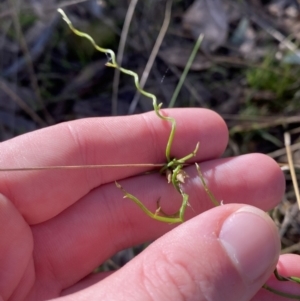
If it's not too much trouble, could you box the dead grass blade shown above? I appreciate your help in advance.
[128,0,173,114]
[284,131,300,209]
[111,0,139,116]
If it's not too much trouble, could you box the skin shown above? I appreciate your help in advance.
[0,108,299,301]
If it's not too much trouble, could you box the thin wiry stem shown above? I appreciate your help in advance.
[57,8,199,223]
[263,284,300,299]
[0,163,168,172]
[57,8,177,162]
[168,33,204,108]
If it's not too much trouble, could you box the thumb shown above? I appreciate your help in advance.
[63,204,280,301]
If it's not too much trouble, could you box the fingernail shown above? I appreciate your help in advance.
[219,206,280,283]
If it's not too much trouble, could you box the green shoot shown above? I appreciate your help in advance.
[168,33,204,108]
[115,182,189,223]
[196,163,219,207]
[58,8,178,162]
[57,8,198,222]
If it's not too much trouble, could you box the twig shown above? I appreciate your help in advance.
[0,0,95,19]
[280,164,300,171]
[3,15,59,78]
[250,13,299,54]
[9,0,54,124]
[234,0,300,55]
[284,131,300,209]
[111,0,139,115]
[267,141,300,159]
[128,0,173,114]
[57,0,90,9]
[0,80,46,127]
[222,114,300,123]
[281,241,300,254]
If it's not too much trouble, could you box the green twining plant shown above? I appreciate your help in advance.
[57,8,205,224]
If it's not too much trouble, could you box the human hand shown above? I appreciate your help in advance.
[0,108,298,301]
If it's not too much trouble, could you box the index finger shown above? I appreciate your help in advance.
[0,108,228,223]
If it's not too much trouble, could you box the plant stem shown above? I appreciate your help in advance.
[168,33,204,108]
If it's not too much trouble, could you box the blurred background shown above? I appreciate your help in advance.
[1,0,300,269]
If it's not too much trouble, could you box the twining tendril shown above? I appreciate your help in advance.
[58,9,176,162]
[58,8,199,222]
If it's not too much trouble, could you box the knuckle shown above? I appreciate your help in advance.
[139,250,202,301]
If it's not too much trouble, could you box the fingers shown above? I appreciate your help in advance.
[252,254,300,300]
[0,108,227,224]
[30,153,284,291]
[186,153,285,213]
[0,194,34,300]
[59,204,280,301]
